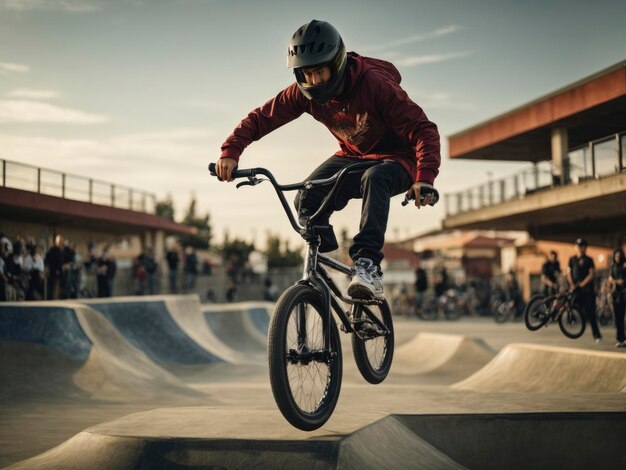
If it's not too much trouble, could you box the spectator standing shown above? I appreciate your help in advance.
[31,246,45,300]
[434,266,448,298]
[183,246,198,293]
[61,239,75,299]
[143,247,159,295]
[414,265,428,311]
[264,276,278,301]
[45,235,64,300]
[567,238,602,342]
[226,281,237,303]
[133,251,148,295]
[607,247,626,347]
[0,242,8,301]
[96,249,111,297]
[541,251,562,296]
[106,249,117,297]
[166,245,180,293]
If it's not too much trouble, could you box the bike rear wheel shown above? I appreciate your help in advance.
[524,295,551,331]
[559,306,586,339]
[268,284,342,431]
[351,299,394,384]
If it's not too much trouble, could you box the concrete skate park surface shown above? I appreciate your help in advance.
[1,296,625,469]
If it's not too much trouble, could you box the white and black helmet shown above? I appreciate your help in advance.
[287,20,347,105]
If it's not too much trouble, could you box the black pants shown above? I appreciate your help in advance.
[573,291,601,339]
[612,299,625,342]
[294,156,412,267]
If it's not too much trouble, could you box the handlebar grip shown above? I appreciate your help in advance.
[401,187,440,206]
[208,163,257,179]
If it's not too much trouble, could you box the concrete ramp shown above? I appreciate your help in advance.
[167,297,271,365]
[8,410,625,469]
[393,333,495,382]
[200,302,272,364]
[82,297,220,366]
[0,302,203,401]
[453,343,626,393]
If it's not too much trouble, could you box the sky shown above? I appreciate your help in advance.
[1,0,625,250]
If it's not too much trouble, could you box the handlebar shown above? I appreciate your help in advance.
[208,160,439,234]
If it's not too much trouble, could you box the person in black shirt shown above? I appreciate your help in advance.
[45,235,64,300]
[166,245,180,294]
[541,251,561,296]
[607,247,626,347]
[414,265,428,311]
[567,238,601,342]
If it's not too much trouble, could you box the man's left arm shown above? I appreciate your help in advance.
[373,76,441,208]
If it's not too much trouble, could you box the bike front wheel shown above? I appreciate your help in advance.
[559,306,586,339]
[524,294,551,331]
[267,284,342,431]
[351,299,394,384]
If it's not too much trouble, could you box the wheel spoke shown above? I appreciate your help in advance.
[284,301,332,414]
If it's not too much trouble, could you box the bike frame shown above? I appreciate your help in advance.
[209,160,391,354]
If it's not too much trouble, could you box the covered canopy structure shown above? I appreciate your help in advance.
[444,61,626,247]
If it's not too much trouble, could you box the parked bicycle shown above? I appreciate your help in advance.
[523,290,585,339]
[209,160,438,430]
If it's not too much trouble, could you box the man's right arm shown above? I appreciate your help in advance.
[217,84,306,181]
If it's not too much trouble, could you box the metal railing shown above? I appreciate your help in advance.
[1,159,157,214]
[445,131,625,217]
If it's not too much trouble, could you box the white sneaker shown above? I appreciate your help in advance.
[594,337,602,344]
[348,258,384,300]
[616,341,626,348]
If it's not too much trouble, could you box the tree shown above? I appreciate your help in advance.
[265,233,303,268]
[220,237,255,272]
[156,194,175,221]
[178,196,212,249]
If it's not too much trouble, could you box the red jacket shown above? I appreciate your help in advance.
[220,52,441,184]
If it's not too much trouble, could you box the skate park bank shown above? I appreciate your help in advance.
[1,295,625,469]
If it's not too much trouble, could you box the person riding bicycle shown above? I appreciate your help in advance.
[567,238,602,342]
[215,19,440,300]
[541,250,561,296]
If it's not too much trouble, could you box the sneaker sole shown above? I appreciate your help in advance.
[348,283,384,300]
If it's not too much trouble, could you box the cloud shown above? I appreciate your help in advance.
[182,100,227,112]
[0,100,109,124]
[0,62,30,73]
[411,91,475,111]
[0,127,215,168]
[0,0,101,12]
[8,89,58,99]
[364,25,460,53]
[394,51,474,67]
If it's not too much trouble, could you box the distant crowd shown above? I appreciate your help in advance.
[0,233,209,301]
[0,233,117,301]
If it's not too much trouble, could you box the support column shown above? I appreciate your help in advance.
[551,127,569,185]
[154,230,165,262]
[143,231,153,252]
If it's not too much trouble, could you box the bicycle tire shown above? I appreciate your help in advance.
[267,284,342,431]
[494,303,510,323]
[524,294,551,331]
[351,299,394,384]
[559,306,586,339]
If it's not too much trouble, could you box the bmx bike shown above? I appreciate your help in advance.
[209,160,438,430]
[523,289,585,339]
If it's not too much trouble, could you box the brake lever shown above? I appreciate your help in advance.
[236,176,267,189]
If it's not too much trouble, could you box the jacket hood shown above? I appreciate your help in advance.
[344,51,402,92]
